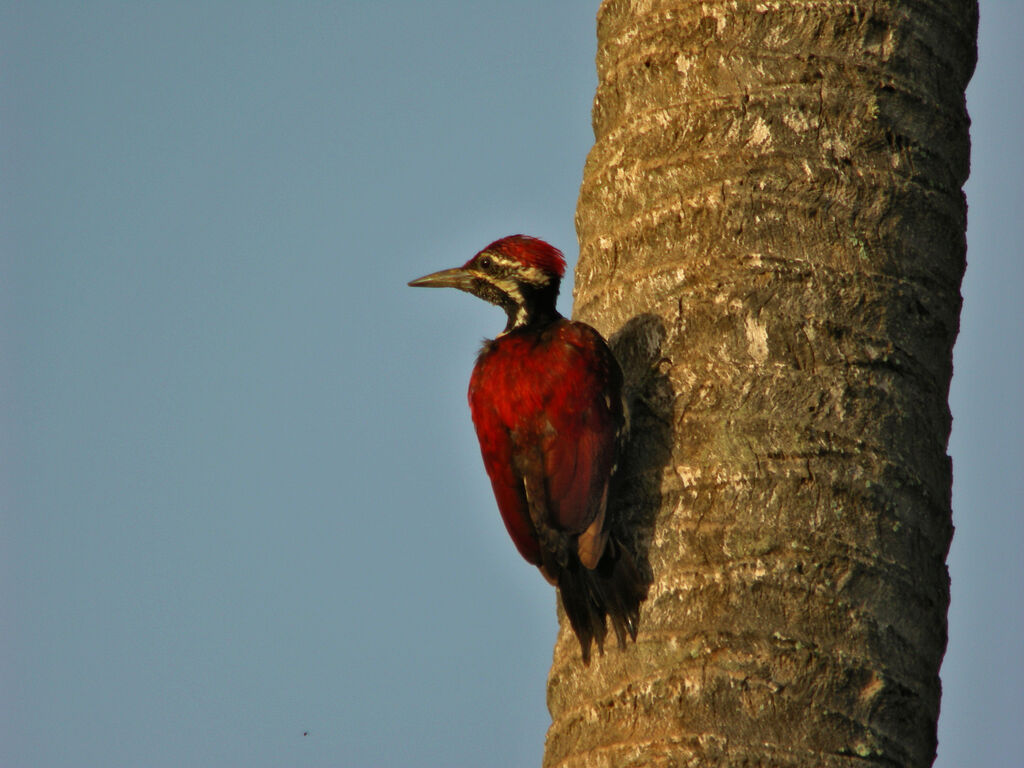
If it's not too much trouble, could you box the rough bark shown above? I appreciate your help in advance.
[545,1,976,767]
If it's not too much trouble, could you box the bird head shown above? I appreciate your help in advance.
[409,235,566,331]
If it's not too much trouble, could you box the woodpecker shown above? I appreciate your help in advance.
[409,235,645,663]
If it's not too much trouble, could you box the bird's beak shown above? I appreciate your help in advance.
[408,267,475,292]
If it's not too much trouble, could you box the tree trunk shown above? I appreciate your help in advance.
[545,2,976,767]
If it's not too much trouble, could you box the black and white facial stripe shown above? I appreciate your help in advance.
[466,251,561,332]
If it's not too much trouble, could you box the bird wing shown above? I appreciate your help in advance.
[469,321,623,568]
[537,322,621,536]
[469,348,543,567]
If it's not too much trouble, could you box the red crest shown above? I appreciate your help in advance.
[476,235,566,278]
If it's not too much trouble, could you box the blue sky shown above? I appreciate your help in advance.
[2,3,1020,766]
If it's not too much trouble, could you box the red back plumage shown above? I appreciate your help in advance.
[467,315,643,662]
[478,235,566,278]
[468,318,619,565]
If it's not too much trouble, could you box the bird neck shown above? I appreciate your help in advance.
[503,283,561,333]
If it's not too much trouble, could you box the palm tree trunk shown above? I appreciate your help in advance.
[545,2,977,767]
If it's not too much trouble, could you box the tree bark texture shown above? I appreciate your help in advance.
[546,2,976,767]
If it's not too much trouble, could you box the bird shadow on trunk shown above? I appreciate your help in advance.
[606,313,673,594]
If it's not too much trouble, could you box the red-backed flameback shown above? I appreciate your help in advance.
[409,235,645,663]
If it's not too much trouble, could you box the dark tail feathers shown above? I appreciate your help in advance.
[557,536,647,664]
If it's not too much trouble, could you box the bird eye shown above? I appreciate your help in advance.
[479,256,493,270]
